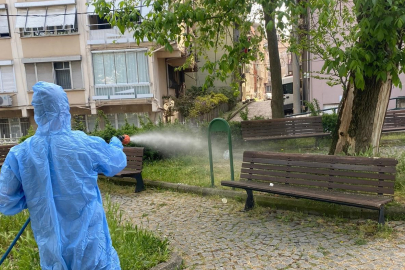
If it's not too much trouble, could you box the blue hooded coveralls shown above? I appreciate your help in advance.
[0,82,127,269]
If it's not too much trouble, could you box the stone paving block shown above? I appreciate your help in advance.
[108,191,405,270]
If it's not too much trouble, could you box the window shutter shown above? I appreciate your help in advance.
[0,9,9,34]
[25,63,37,91]
[0,66,16,93]
[71,61,83,89]
[36,62,53,83]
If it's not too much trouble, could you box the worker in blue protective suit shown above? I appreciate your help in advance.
[0,81,127,269]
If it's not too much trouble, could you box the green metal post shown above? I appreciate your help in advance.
[208,118,235,187]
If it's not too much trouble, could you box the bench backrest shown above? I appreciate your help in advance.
[383,109,405,129]
[241,151,397,196]
[123,147,144,172]
[241,116,325,139]
[0,144,15,164]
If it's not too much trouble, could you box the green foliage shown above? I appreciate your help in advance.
[283,0,405,90]
[322,113,338,134]
[0,197,169,269]
[189,93,229,117]
[305,99,321,116]
[91,0,264,93]
[239,107,249,121]
[72,115,86,131]
[19,126,35,143]
[174,86,235,118]
[251,115,266,120]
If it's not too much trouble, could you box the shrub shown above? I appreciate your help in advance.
[322,113,338,133]
[305,99,321,116]
[19,126,36,143]
[239,107,249,121]
[189,93,229,117]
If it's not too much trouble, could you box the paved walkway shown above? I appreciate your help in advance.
[110,191,405,270]
[231,100,272,121]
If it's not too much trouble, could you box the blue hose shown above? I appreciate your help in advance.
[0,217,31,265]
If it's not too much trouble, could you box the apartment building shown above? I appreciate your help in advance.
[0,0,188,140]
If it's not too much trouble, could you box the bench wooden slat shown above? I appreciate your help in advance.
[243,133,329,141]
[243,157,396,173]
[240,173,394,194]
[383,109,405,132]
[244,151,398,166]
[221,180,393,209]
[241,168,395,188]
[242,163,396,180]
[241,116,329,141]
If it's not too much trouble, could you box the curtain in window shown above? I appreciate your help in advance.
[115,53,127,84]
[93,54,105,85]
[103,53,116,84]
[86,115,98,133]
[9,118,21,138]
[117,113,126,128]
[54,65,72,89]
[126,52,138,83]
[137,52,149,83]
[106,114,116,128]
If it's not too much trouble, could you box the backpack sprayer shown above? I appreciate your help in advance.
[0,135,130,265]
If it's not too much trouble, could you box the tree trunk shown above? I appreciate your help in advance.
[263,5,284,119]
[329,74,392,155]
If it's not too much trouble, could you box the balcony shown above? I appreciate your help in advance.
[93,83,153,100]
[88,25,139,45]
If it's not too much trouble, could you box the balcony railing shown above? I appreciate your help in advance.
[88,24,138,45]
[93,83,153,100]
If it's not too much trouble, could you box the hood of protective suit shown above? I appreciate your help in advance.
[32,81,71,135]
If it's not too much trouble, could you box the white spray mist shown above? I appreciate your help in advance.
[130,131,206,154]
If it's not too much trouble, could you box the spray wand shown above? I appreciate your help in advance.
[0,135,130,265]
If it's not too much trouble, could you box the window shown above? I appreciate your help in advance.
[0,118,30,138]
[80,113,147,132]
[54,62,72,89]
[25,61,83,90]
[0,6,10,37]
[88,15,112,30]
[16,5,77,37]
[92,50,150,99]
[0,65,16,93]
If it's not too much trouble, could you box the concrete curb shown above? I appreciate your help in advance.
[150,253,182,270]
[143,179,405,221]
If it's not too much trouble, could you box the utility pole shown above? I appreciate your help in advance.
[292,0,301,114]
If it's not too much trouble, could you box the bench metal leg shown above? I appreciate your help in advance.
[134,173,145,193]
[244,189,255,211]
[378,206,385,224]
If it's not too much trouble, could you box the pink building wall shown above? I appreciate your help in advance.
[310,57,405,110]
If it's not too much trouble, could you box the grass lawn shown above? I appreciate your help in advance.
[0,195,169,270]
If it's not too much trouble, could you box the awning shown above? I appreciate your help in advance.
[0,9,9,34]
[26,8,46,29]
[15,4,76,30]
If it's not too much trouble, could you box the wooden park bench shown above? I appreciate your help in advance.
[100,147,145,193]
[382,109,405,133]
[241,116,330,141]
[222,151,397,224]
[0,144,16,167]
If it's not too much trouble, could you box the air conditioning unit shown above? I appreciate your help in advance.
[0,95,12,107]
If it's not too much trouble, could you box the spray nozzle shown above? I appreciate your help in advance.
[117,134,130,145]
